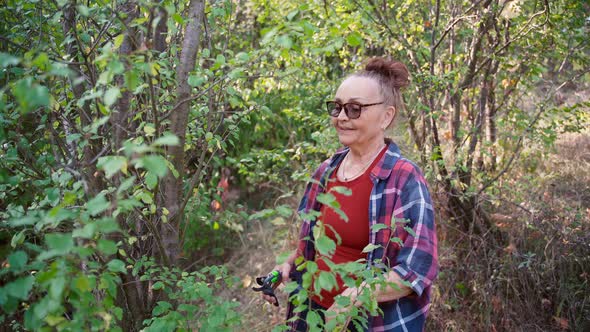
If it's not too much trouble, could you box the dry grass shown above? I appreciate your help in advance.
[219,208,300,332]
[428,132,590,332]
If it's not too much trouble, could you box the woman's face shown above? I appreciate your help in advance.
[331,76,394,151]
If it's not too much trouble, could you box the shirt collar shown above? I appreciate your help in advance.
[371,139,401,180]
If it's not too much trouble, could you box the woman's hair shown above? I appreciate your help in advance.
[352,57,410,128]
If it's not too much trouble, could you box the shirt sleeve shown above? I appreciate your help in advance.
[392,167,438,297]
[296,159,331,260]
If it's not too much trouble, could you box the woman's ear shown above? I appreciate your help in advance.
[384,105,396,129]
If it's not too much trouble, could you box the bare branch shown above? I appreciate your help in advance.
[478,69,590,195]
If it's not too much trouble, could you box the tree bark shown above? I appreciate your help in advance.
[160,0,205,266]
[152,5,168,54]
[61,1,103,197]
[450,0,493,156]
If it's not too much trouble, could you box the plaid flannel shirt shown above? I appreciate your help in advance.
[287,140,438,332]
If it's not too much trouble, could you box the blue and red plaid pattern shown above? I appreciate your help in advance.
[287,140,438,332]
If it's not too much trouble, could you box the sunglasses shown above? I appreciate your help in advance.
[325,100,384,119]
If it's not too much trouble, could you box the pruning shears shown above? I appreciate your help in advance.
[252,270,282,306]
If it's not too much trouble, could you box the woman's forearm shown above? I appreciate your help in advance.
[371,271,413,302]
[284,249,299,265]
[340,270,413,306]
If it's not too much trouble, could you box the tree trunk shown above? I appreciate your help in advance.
[61,1,103,197]
[160,0,205,267]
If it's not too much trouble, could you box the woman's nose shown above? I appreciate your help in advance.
[337,107,349,120]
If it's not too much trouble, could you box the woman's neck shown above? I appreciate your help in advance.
[347,138,385,165]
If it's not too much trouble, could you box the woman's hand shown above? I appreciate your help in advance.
[261,261,292,305]
[325,287,362,324]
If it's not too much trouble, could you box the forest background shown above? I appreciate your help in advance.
[0,0,589,331]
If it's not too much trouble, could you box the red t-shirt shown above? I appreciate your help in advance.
[311,146,387,308]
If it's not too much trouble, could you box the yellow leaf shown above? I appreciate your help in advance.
[242,275,252,288]
[45,315,65,326]
[113,34,125,50]
[143,124,156,136]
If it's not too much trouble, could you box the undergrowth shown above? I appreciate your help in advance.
[429,132,590,331]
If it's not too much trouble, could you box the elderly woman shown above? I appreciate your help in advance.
[264,57,438,331]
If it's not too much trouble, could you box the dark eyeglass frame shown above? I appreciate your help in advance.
[325,100,384,119]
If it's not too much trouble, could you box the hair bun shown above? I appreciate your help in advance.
[365,57,410,89]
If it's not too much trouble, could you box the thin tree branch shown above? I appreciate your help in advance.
[478,69,590,195]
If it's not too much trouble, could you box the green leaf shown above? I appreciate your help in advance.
[5,276,34,300]
[73,222,97,238]
[276,35,293,49]
[270,217,285,225]
[74,275,91,292]
[248,208,275,221]
[97,156,127,178]
[104,87,120,107]
[361,243,382,253]
[107,259,127,273]
[324,224,342,245]
[46,233,74,254]
[77,4,90,16]
[236,52,250,62]
[216,54,226,64]
[143,123,156,136]
[87,193,110,216]
[153,134,179,146]
[188,74,206,87]
[331,186,352,196]
[333,207,348,223]
[113,307,123,320]
[390,237,404,246]
[97,239,118,255]
[11,230,26,248]
[145,172,158,189]
[318,271,337,292]
[8,215,38,227]
[152,281,164,290]
[404,226,417,237]
[96,218,120,234]
[32,53,49,70]
[346,32,363,47]
[172,13,184,25]
[117,176,137,194]
[286,9,299,21]
[113,34,125,49]
[276,205,292,217]
[306,310,322,329]
[152,301,172,316]
[392,217,411,225]
[7,251,28,272]
[315,235,336,256]
[124,70,139,91]
[229,69,244,79]
[316,193,336,205]
[165,159,179,178]
[49,276,65,300]
[12,78,50,113]
[371,223,390,232]
[139,155,168,178]
[0,52,20,67]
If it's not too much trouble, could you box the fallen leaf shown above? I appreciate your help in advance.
[553,316,568,330]
[491,295,502,312]
[242,274,252,288]
[504,242,517,255]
